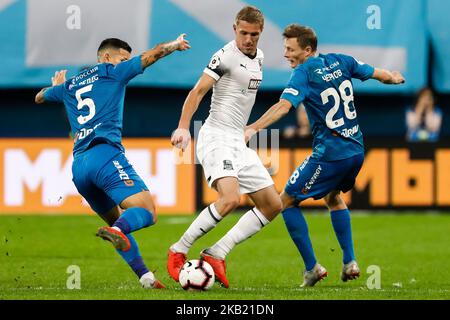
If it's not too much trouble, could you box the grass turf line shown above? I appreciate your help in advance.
[0,212,449,300]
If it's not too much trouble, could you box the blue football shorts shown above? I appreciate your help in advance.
[72,143,148,214]
[284,153,364,202]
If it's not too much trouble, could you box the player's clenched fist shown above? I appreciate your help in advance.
[171,128,191,151]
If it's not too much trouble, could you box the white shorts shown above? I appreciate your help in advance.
[196,125,274,194]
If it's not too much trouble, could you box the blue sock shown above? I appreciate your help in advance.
[282,206,317,271]
[330,209,355,264]
[113,207,154,234]
[117,234,149,279]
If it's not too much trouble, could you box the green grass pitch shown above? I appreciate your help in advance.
[0,212,449,300]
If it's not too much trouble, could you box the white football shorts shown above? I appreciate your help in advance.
[196,125,274,194]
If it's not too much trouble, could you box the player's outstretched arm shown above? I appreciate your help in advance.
[141,34,190,69]
[35,70,67,104]
[35,88,49,104]
[372,68,405,85]
[245,99,292,142]
[171,73,215,151]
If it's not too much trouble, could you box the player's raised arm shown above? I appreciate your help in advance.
[372,68,405,85]
[35,88,49,104]
[35,70,67,104]
[171,73,216,151]
[141,34,190,69]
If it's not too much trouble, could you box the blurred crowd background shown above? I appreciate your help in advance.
[0,0,449,213]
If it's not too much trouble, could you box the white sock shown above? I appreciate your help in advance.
[139,271,155,288]
[171,204,222,254]
[209,207,269,259]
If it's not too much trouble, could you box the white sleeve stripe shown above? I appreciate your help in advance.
[282,88,299,96]
[203,68,220,81]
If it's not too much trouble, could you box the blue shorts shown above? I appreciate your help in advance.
[72,143,148,214]
[284,153,364,202]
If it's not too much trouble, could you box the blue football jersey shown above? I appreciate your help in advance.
[281,53,374,161]
[43,56,143,156]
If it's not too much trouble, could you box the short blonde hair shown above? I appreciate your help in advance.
[235,6,264,29]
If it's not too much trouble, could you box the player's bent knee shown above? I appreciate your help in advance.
[259,203,282,221]
[281,192,296,211]
[221,194,241,212]
[274,198,283,213]
[141,202,157,221]
[121,191,157,214]
[151,210,158,224]
[265,198,282,216]
[324,193,346,210]
[324,197,338,209]
[139,199,156,216]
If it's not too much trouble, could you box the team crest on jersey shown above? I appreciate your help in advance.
[223,160,234,170]
[208,55,221,70]
[248,79,262,90]
[258,59,262,70]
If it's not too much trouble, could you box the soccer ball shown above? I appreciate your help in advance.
[179,259,215,291]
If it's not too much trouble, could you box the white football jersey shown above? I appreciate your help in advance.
[203,40,263,134]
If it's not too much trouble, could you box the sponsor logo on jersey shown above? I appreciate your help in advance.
[113,160,132,183]
[302,164,322,194]
[74,66,99,82]
[74,123,102,143]
[282,88,299,96]
[315,61,340,75]
[314,61,339,75]
[248,79,262,90]
[339,124,360,138]
[78,75,99,86]
[223,160,234,170]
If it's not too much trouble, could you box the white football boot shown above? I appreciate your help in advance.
[300,263,328,287]
[341,260,360,282]
[139,271,166,289]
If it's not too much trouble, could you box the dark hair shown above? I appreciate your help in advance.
[97,38,132,54]
[283,24,317,52]
[235,6,264,29]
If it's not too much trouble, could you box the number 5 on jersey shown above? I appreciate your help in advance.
[76,85,96,124]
